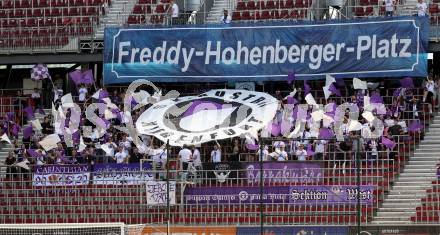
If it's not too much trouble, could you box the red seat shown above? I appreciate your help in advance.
[241,10,251,20]
[279,9,289,18]
[236,1,246,10]
[295,0,304,7]
[365,6,373,15]
[260,10,271,19]
[247,1,256,10]
[354,7,364,16]
[265,0,275,9]
[232,11,241,20]
[360,0,369,5]
[283,0,294,8]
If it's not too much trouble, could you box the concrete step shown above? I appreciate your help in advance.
[376,211,415,217]
[377,207,416,212]
[370,220,412,225]
[386,194,426,200]
[372,216,412,221]
[392,185,431,189]
[403,168,437,173]
[407,160,439,165]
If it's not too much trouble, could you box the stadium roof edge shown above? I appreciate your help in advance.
[0,53,102,65]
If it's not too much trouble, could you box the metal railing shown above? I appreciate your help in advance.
[0,153,393,225]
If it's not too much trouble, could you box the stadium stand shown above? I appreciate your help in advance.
[0,78,433,225]
[0,0,110,51]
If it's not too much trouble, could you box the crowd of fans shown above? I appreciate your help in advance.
[0,75,439,176]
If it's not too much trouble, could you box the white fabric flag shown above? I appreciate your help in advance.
[325,74,336,86]
[104,109,117,120]
[322,114,334,127]
[102,98,118,110]
[311,110,324,122]
[0,133,12,145]
[323,84,331,100]
[39,134,61,151]
[348,120,363,131]
[31,119,43,131]
[92,89,103,99]
[78,136,86,153]
[362,111,375,123]
[14,159,30,170]
[353,78,367,90]
[100,143,112,156]
[61,93,74,108]
[305,94,317,106]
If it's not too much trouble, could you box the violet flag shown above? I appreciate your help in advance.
[304,80,311,95]
[271,123,281,137]
[306,144,315,156]
[23,126,33,139]
[69,69,94,85]
[27,149,42,158]
[408,120,423,132]
[287,96,298,105]
[400,77,414,89]
[30,64,51,81]
[5,112,14,122]
[287,71,296,85]
[23,106,34,120]
[393,88,402,97]
[370,92,383,104]
[245,143,260,151]
[381,136,396,150]
[319,128,334,139]
[328,84,341,97]
[11,124,21,136]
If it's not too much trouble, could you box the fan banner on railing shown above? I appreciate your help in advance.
[146,181,176,205]
[104,16,428,84]
[244,162,323,184]
[237,226,349,235]
[136,89,278,146]
[184,185,375,205]
[92,163,153,185]
[32,165,90,186]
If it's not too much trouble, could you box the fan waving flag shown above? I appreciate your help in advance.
[69,69,95,85]
[31,64,51,81]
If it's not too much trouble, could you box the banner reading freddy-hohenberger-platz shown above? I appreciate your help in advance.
[103,16,428,84]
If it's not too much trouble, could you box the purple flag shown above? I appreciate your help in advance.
[381,136,396,150]
[304,80,311,95]
[306,144,314,156]
[246,144,259,151]
[72,131,80,143]
[6,112,14,122]
[400,77,414,89]
[27,149,42,158]
[11,124,21,136]
[30,64,51,81]
[23,126,33,139]
[370,92,383,104]
[69,69,94,85]
[287,71,295,85]
[271,123,281,137]
[82,69,94,84]
[393,88,402,97]
[99,90,109,99]
[319,128,334,139]
[408,120,423,132]
[23,106,34,120]
[328,84,341,97]
[287,96,297,105]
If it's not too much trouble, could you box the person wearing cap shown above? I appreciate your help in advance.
[296,144,308,161]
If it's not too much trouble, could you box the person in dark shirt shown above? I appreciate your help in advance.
[41,116,53,135]
[5,151,16,179]
[129,148,143,163]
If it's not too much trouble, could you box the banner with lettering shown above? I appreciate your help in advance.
[184,185,375,205]
[146,181,176,205]
[32,165,90,186]
[244,162,323,185]
[92,163,153,185]
[104,16,428,84]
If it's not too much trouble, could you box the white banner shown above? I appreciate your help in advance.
[146,181,176,205]
[136,89,278,146]
[235,82,255,91]
[32,165,90,186]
